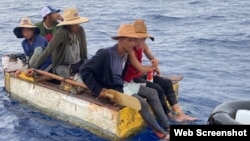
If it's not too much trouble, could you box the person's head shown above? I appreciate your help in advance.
[118,37,137,53]
[21,28,35,40]
[65,24,81,33]
[41,6,61,23]
[134,38,147,49]
[112,24,140,53]
[13,17,40,39]
[57,7,89,33]
[133,19,154,49]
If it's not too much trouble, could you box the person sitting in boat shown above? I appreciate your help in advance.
[30,7,89,78]
[79,24,170,141]
[122,19,198,123]
[35,6,63,42]
[13,17,51,71]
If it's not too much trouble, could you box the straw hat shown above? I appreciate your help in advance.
[133,19,154,41]
[57,7,89,26]
[111,24,140,40]
[13,17,40,38]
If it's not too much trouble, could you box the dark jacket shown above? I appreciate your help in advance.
[31,26,88,70]
[79,45,123,97]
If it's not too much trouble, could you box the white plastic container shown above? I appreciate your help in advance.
[235,109,250,124]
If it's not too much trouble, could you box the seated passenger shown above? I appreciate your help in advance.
[35,6,63,42]
[79,24,170,140]
[13,17,51,71]
[123,19,198,122]
[30,7,89,78]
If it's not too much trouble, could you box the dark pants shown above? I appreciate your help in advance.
[55,60,85,77]
[133,74,178,114]
[133,85,169,134]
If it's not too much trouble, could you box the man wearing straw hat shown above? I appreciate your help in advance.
[123,19,198,123]
[35,6,63,42]
[79,24,170,140]
[13,17,51,71]
[30,7,89,78]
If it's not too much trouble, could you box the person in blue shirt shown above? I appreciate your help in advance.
[13,17,51,71]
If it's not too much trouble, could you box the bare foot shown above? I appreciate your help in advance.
[161,134,170,141]
[154,130,170,141]
[167,112,175,121]
[175,112,198,123]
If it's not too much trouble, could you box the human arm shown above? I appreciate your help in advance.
[21,40,30,64]
[56,13,64,22]
[79,49,108,97]
[31,28,64,68]
[143,44,155,61]
[80,26,88,60]
[128,51,158,73]
[28,36,48,67]
[144,44,161,75]
[29,47,43,67]
[154,67,161,75]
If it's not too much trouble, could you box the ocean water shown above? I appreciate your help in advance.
[0,0,250,140]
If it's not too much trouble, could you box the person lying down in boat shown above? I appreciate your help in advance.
[122,19,198,123]
[13,17,51,71]
[79,24,170,141]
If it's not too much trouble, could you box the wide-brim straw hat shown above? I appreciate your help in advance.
[57,7,89,26]
[111,24,140,40]
[133,19,154,41]
[13,17,40,38]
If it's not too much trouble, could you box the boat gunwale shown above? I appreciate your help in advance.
[8,72,124,111]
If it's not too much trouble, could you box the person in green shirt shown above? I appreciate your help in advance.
[30,7,89,78]
[35,6,63,42]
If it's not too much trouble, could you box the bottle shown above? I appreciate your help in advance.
[147,70,153,82]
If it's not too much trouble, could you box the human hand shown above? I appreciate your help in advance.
[98,88,107,98]
[25,69,35,77]
[56,14,64,22]
[14,69,22,77]
[154,67,161,75]
[105,89,122,103]
[151,59,159,68]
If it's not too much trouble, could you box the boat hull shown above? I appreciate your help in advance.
[2,54,180,140]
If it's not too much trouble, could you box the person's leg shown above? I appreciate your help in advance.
[137,86,170,130]
[171,103,198,122]
[132,75,147,83]
[145,81,173,119]
[54,65,71,78]
[132,94,169,140]
[153,75,198,122]
[133,75,174,119]
[153,75,177,106]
